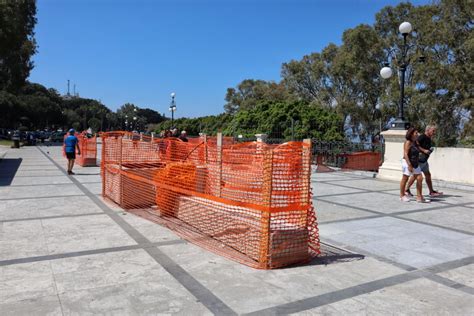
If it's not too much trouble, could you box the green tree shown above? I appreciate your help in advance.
[18,82,63,129]
[281,52,331,106]
[0,91,20,128]
[375,0,473,146]
[137,108,165,124]
[336,24,386,140]
[63,97,111,131]
[225,100,344,141]
[0,0,37,92]
[152,113,233,136]
[282,39,384,140]
[224,79,290,114]
[88,117,101,132]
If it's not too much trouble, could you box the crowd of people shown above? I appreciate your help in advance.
[399,125,443,203]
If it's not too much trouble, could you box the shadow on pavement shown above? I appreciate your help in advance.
[0,158,23,186]
[307,242,365,267]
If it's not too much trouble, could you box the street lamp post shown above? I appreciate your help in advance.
[169,92,176,127]
[380,21,424,130]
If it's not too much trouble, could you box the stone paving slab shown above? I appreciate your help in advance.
[399,206,474,233]
[158,242,405,315]
[0,183,84,200]
[437,264,474,287]
[120,213,182,243]
[314,200,375,223]
[297,278,474,315]
[3,175,72,186]
[0,195,104,221]
[84,182,104,195]
[0,261,56,304]
[319,191,440,214]
[0,145,472,315]
[41,215,138,254]
[313,182,366,197]
[321,217,473,268]
[0,169,64,177]
[320,178,400,191]
[0,295,63,316]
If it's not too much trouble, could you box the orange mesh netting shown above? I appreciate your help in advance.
[63,132,97,167]
[340,152,382,171]
[101,131,320,269]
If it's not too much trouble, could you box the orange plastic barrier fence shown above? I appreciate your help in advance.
[63,132,97,167]
[314,151,381,172]
[101,132,320,269]
[341,151,381,171]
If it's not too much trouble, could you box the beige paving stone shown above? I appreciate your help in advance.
[0,295,63,316]
[399,206,474,233]
[0,183,84,200]
[313,182,364,197]
[121,213,181,243]
[0,195,103,221]
[41,215,137,254]
[437,264,474,288]
[293,278,474,316]
[159,242,406,314]
[0,261,56,304]
[315,200,374,223]
[7,175,72,186]
[52,250,211,315]
[0,220,49,260]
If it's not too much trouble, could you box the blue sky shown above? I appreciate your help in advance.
[30,0,429,118]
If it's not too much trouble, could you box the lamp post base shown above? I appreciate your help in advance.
[390,119,410,130]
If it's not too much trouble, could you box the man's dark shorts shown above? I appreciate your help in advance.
[66,152,76,160]
[419,161,430,173]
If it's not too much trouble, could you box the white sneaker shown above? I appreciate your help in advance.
[417,198,431,203]
[400,196,410,202]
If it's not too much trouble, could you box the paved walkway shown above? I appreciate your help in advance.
[0,145,472,315]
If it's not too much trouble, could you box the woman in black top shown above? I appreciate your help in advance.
[400,128,429,203]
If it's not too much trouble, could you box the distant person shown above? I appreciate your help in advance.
[400,127,429,203]
[405,125,443,198]
[64,128,80,175]
[164,130,172,138]
[179,130,188,142]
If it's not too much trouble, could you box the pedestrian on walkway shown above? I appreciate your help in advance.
[400,127,429,203]
[405,125,443,198]
[64,128,80,175]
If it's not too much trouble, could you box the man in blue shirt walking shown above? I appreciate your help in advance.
[64,129,81,175]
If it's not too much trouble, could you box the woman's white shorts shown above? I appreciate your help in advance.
[401,159,421,176]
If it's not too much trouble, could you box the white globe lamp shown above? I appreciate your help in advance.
[399,22,412,35]
[380,67,393,79]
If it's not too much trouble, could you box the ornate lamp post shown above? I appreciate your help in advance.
[380,21,424,130]
[169,92,176,127]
